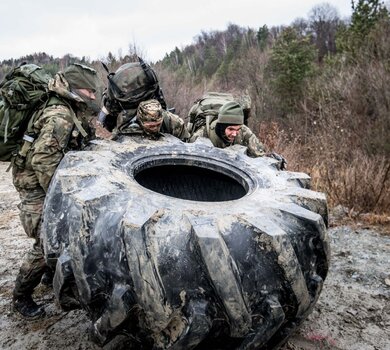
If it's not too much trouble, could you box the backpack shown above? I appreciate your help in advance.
[102,57,167,114]
[0,63,52,161]
[187,92,236,136]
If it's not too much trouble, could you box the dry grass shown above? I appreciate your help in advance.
[316,154,390,214]
[258,120,390,217]
[296,150,390,216]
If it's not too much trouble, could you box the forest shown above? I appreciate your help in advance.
[1,0,389,218]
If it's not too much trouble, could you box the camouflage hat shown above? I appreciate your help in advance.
[63,63,98,92]
[137,99,163,123]
[217,101,244,125]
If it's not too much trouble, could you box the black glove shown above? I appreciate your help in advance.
[97,109,117,132]
[269,152,287,170]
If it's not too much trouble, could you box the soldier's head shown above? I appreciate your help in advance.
[137,99,163,135]
[216,101,244,142]
[63,63,99,102]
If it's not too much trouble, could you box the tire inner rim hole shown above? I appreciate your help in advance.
[134,164,248,202]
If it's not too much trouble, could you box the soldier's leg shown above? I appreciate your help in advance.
[12,188,47,318]
[13,239,46,297]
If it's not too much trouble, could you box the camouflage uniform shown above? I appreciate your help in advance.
[118,99,190,141]
[12,105,80,298]
[12,65,98,306]
[160,111,190,140]
[190,120,265,157]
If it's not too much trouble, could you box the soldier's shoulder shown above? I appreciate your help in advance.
[241,124,252,132]
[37,103,72,126]
[43,103,72,117]
[164,110,182,120]
[163,111,186,127]
[240,125,255,136]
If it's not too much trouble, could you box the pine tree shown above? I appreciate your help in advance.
[267,27,316,115]
[257,25,269,51]
[337,0,389,55]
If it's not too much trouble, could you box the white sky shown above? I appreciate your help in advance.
[0,0,352,63]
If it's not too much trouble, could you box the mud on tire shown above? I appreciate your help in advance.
[42,135,329,349]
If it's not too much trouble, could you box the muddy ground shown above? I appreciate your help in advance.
[0,161,389,350]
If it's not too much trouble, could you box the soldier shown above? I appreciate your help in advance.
[12,63,100,319]
[98,59,189,141]
[98,59,167,133]
[190,101,286,168]
[190,101,266,157]
[117,99,190,140]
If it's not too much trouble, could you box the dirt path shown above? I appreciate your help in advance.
[0,162,389,350]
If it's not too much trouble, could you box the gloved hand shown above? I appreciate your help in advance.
[97,107,117,132]
[268,152,287,170]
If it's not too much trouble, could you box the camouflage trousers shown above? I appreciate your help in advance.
[12,186,48,298]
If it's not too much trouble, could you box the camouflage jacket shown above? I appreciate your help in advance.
[118,110,190,141]
[190,120,265,157]
[12,74,94,192]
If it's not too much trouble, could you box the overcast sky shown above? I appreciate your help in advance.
[0,0,352,63]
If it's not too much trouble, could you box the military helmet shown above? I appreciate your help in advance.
[63,63,98,92]
[217,101,244,125]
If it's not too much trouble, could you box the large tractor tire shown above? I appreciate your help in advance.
[42,135,329,349]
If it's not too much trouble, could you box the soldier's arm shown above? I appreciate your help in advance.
[241,126,266,157]
[166,112,191,141]
[31,106,74,192]
[188,126,206,143]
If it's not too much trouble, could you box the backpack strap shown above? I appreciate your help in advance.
[101,62,124,100]
[70,109,87,137]
[61,100,88,137]
[16,99,52,160]
[205,115,212,137]
[46,94,88,138]
[3,107,10,143]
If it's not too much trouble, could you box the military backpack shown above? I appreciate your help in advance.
[187,92,236,135]
[103,57,166,113]
[0,63,52,161]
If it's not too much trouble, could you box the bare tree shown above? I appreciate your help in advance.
[291,17,310,37]
[128,41,147,62]
[308,2,340,62]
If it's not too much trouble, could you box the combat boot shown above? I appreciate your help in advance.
[41,269,54,287]
[13,295,45,319]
